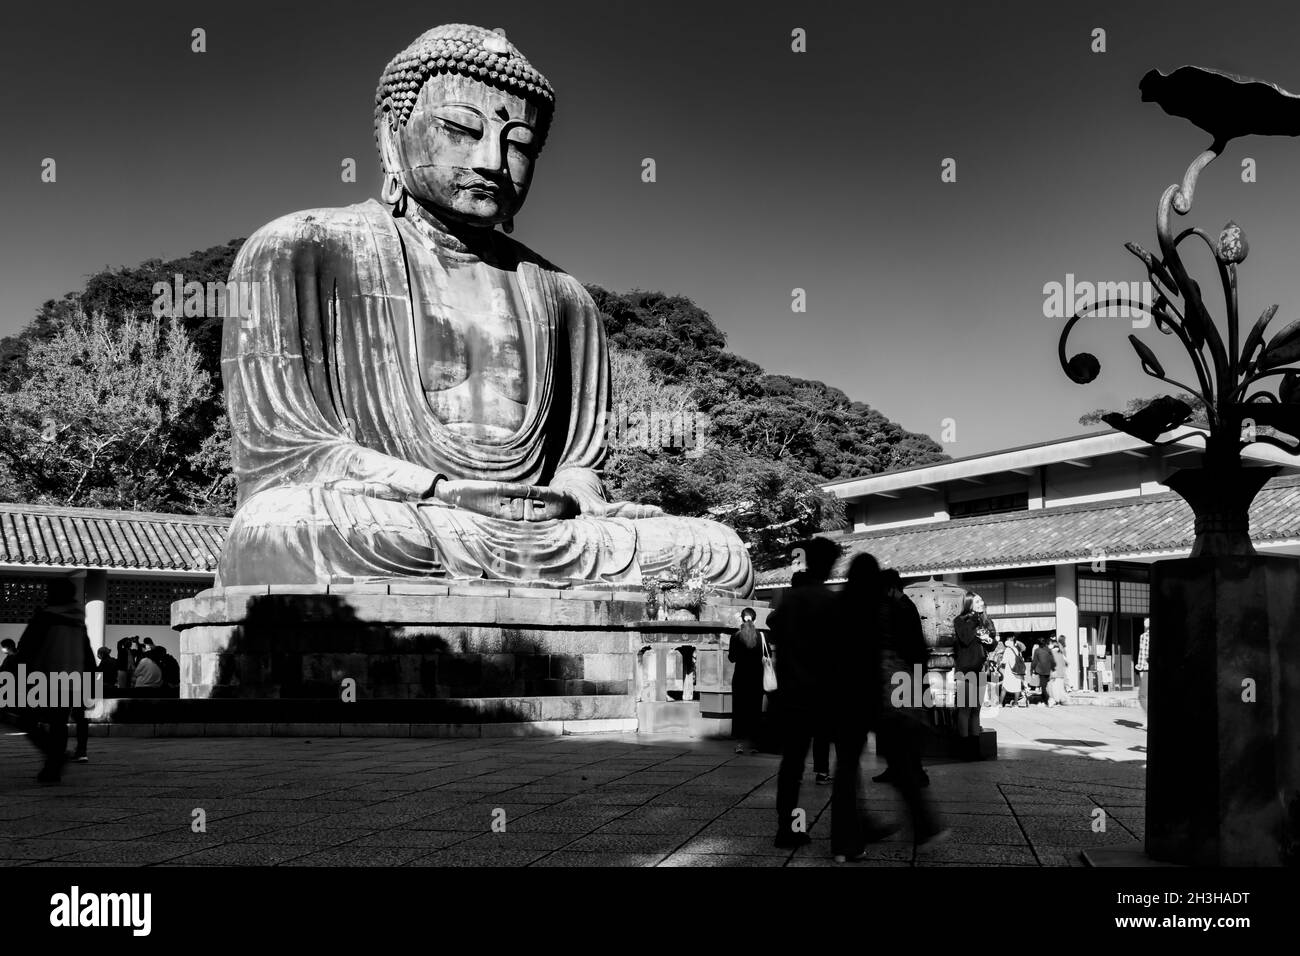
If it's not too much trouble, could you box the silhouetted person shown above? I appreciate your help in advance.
[786,569,833,783]
[868,566,946,846]
[729,607,764,754]
[159,649,181,693]
[116,637,135,691]
[768,537,885,855]
[96,646,117,697]
[873,569,930,788]
[13,578,95,782]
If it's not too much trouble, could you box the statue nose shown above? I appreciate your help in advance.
[472,133,508,176]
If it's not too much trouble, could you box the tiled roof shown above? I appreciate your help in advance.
[756,475,1300,588]
[0,502,228,572]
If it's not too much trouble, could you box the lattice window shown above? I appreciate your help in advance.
[1118,580,1149,615]
[107,579,208,626]
[1078,576,1114,613]
[0,576,54,624]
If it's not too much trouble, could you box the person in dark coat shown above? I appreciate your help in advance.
[729,608,764,754]
[804,566,833,785]
[826,554,895,859]
[116,637,135,691]
[767,537,846,849]
[873,569,930,788]
[952,591,997,758]
[1031,637,1055,706]
[858,564,946,847]
[13,578,96,782]
[96,647,118,697]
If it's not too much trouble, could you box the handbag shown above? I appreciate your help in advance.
[1003,671,1022,694]
[760,634,778,693]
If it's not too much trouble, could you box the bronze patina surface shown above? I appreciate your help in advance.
[218,24,752,595]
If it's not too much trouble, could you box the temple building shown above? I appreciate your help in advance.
[755,427,1300,694]
[0,503,222,658]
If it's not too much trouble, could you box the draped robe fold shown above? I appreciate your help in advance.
[217,199,753,596]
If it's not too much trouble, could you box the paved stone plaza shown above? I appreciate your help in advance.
[0,707,1146,867]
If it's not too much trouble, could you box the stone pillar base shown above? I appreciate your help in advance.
[1148,556,1300,866]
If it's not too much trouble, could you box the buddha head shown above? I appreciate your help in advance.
[374,24,555,231]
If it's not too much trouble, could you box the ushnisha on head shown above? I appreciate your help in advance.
[374,24,556,232]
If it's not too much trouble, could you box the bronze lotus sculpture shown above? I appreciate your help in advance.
[1059,66,1300,556]
[1060,65,1300,867]
[217,24,753,595]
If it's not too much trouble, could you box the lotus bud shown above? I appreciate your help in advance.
[1218,221,1249,264]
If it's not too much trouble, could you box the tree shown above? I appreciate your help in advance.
[0,239,243,388]
[603,346,848,569]
[1080,393,1209,428]
[0,311,234,513]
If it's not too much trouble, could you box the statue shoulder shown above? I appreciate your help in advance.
[239,200,390,261]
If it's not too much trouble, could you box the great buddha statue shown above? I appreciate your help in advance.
[218,23,753,596]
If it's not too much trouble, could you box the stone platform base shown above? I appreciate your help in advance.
[635,700,730,737]
[83,695,636,738]
[169,582,767,734]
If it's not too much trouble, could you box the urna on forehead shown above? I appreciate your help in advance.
[373,23,556,147]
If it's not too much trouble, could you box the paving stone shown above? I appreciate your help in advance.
[0,818,94,838]
[677,835,793,857]
[453,831,580,852]
[409,845,550,867]
[280,845,432,866]
[241,826,381,846]
[162,844,316,866]
[530,851,665,867]
[560,832,688,854]
[0,838,114,861]
[0,705,1148,867]
[594,816,710,836]
[51,841,195,865]
[658,853,785,867]
[915,842,1038,865]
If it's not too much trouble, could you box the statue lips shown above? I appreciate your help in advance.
[459,178,505,196]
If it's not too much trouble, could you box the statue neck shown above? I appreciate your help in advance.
[404,200,500,258]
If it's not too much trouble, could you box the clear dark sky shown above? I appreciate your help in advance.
[4,0,1300,456]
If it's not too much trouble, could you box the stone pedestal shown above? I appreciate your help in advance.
[171,582,767,735]
[1147,555,1300,866]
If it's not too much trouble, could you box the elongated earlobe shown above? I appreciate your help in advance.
[381,172,407,216]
